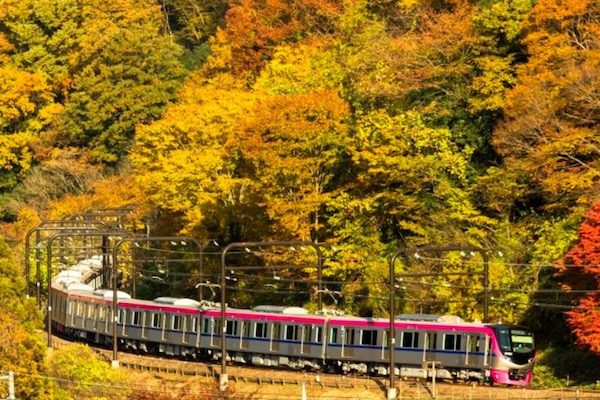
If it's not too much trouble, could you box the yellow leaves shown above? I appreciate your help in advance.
[254,40,341,95]
[0,65,53,133]
[494,0,600,214]
[0,132,36,173]
[131,73,261,234]
[397,0,421,11]
[469,56,516,112]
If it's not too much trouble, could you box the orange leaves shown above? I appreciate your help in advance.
[566,295,600,354]
[0,65,55,134]
[238,90,350,239]
[215,0,343,76]
[557,203,600,354]
[493,0,600,210]
[561,203,600,272]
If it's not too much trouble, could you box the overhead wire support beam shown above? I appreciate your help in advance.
[25,223,109,305]
[111,236,205,368]
[219,241,325,391]
[46,230,135,348]
[386,244,489,400]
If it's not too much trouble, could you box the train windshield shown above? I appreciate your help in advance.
[495,327,535,361]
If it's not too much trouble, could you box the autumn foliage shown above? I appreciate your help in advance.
[559,203,600,354]
[3,0,600,367]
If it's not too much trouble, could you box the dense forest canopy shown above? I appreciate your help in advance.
[2,1,600,392]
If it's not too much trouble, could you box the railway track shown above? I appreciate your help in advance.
[49,335,600,399]
[50,334,387,390]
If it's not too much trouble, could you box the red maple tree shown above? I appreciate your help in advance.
[560,203,600,353]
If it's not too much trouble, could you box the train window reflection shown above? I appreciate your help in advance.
[497,328,511,352]
[330,328,339,344]
[443,334,461,351]
[402,331,419,348]
[511,330,534,353]
[361,330,378,346]
[255,322,267,338]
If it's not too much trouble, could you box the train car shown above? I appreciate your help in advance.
[48,257,534,386]
[323,314,533,385]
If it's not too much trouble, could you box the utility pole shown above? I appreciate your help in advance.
[1,371,15,400]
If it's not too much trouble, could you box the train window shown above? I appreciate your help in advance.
[361,330,378,346]
[132,311,142,326]
[151,313,162,328]
[190,317,198,333]
[272,323,281,340]
[468,335,480,352]
[118,309,126,324]
[426,333,437,350]
[255,322,267,338]
[303,326,312,343]
[67,301,73,315]
[330,328,339,344]
[226,320,239,336]
[270,323,281,351]
[285,325,299,341]
[172,315,182,330]
[76,302,84,317]
[497,328,511,352]
[87,304,96,318]
[202,318,210,334]
[315,326,323,343]
[344,328,355,345]
[401,331,419,348]
[98,307,107,320]
[444,334,462,351]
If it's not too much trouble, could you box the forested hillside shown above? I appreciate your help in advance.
[1,0,600,394]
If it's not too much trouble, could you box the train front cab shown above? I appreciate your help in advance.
[489,325,535,385]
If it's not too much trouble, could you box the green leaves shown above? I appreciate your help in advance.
[1,0,187,163]
[50,344,129,399]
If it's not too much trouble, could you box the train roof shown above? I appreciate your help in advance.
[251,305,310,315]
[153,297,201,306]
[66,283,95,292]
[92,289,131,299]
[395,314,464,323]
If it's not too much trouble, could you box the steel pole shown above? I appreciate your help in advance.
[220,244,230,391]
[483,250,489,323]
[388,253,397,399]
[110,236,203,367]
[112,244,119,368]
[218,240,323,391]
[45,230,126,348]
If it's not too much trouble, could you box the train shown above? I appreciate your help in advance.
[48,256,535,385]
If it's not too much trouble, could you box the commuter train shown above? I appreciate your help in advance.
[48,257,535,385]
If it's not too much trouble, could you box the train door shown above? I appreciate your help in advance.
[381,330,388,361]
[270,323,281,352]
[193,314,206,347]
[465,334,481,367]
[240,321,250,350]
[171,314,183,342]
[342,327,355,358]
[423,332,438,363]
[119,309,127,337]
[285,324,299,355]
[210,318,221,347]
[301,325,312,354]
[443,333,462,365]
[483,334,492,367]
[141,311,148,339]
